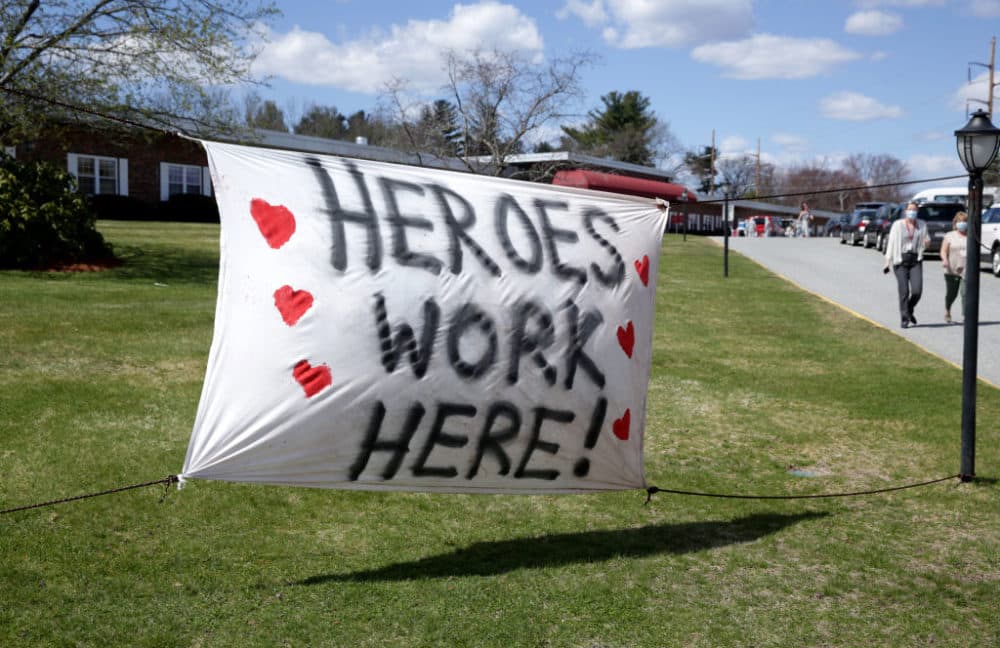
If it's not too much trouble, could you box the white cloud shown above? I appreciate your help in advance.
[719,135,750,156]
[952,71,992,112]
[556,0,607,27]
[691,34,860,80]
[820,91,904,120]
[845,10,903,35]
[772,133,809,153]
[592,0,754,49]
[907,154,964,180]
[970,0,1000,16]
[870,50,889,61]
[253,2,543,94]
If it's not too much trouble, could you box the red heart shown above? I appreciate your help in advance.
[274,285,314,326]
[613,409,631,441]
[250,198,296,249]
[634,255,649,286]
[617,321,635,358]
[293,360,331,398]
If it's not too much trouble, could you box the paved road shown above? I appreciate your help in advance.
[719,235,1000,388]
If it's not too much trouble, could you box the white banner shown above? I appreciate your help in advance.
[181,141,667,493]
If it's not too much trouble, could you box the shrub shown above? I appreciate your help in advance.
[156,193,219,223]
[89,194,152,221]
[0,153,114,269]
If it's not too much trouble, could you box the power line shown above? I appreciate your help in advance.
[0,85,181,137]
[698,174,968,205]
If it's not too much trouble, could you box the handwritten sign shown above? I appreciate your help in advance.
[180,141,667,493]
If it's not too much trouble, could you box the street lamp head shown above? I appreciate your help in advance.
[719,182,732,198]
[955,109,1000,173]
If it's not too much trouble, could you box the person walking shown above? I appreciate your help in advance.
[940,211,969,324]
[797,202,813,237]
[882,202,929,329]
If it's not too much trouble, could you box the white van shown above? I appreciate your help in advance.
[910,186,998,206]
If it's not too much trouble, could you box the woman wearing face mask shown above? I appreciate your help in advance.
[940,211,969,323]
[882,202,929,329]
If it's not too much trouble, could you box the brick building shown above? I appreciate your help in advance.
[10,125,211,206]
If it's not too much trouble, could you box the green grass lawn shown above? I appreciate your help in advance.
[2,222,998,647]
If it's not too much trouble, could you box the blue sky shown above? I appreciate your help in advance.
[248,0,1000,189]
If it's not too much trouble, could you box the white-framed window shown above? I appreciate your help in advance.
[160,162,212,200]
[67,153,128,196]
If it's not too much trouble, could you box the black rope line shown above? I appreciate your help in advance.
[697,175,969,205]
[0,85,181,137]
[644,474,961,504]
[0,475,178,516]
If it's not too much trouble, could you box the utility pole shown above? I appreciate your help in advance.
[755,137,761,198]
[991,37,995,115]
[709,129,716,196]
[968,36,998,115]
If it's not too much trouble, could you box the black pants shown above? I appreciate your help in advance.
[893,261,923,322]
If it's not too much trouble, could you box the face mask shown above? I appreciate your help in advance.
[957,222,968,232]
[905,210,917,220]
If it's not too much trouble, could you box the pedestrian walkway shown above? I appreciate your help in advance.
[720,236,1000,388]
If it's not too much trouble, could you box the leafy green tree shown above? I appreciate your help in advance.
[562,91,664,166]
[418,100,462,155]
[294,105,348,139]
[684,145,719,194]
[0,0,279,139]
[245,97,288,132]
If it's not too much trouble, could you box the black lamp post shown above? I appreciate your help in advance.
[954,109,1000,482]
[721,182,732,277]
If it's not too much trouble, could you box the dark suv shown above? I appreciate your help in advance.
[920,202,965,255]
[824,214,849,237]
[869,203,901,251]
[841,207,880,246]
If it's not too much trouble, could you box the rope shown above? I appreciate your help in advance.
[0,85,181,137]
[698,176,968,205]
[0,475,178,516]
[644,474,961,504]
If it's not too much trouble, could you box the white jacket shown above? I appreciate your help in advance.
[884,218,928,266]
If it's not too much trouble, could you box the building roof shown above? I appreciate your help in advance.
[486,151,675,182]
[250,129,470,172]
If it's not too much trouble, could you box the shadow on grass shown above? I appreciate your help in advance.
[299,511,828,584]
[110,244,220,284]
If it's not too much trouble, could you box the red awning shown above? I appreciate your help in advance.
[551,169,697,202]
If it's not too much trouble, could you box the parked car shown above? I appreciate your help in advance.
[919,202,967,255]
[840,207,879,246]
[746,215,784,237]
[868,203,901,251]
[824,214,849,237]
[980,205,1000,276]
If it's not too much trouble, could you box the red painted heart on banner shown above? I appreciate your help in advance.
[250,198,296,249]
[612,409,631,441]
[634,255,649,286]
[616,321,635,358]
[273,285,314,326]
[293,360,331,398]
